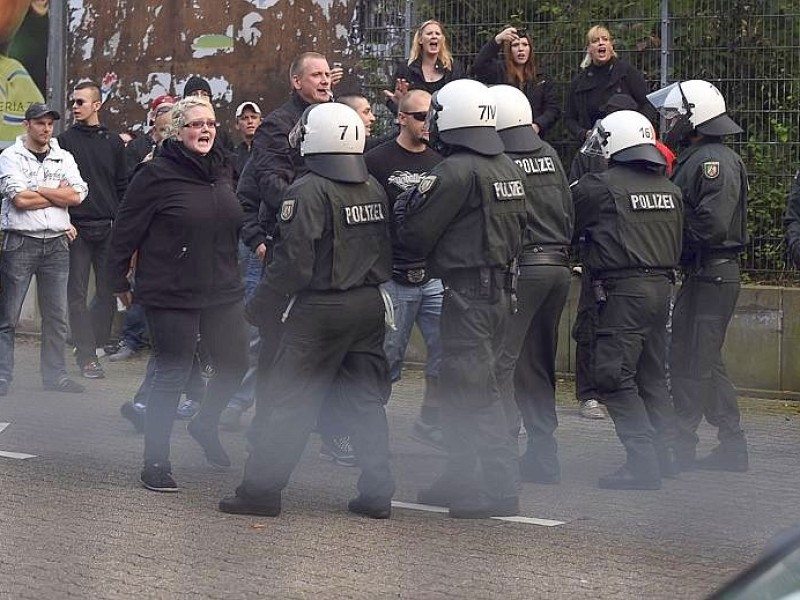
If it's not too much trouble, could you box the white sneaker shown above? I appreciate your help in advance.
[579,399,606,420]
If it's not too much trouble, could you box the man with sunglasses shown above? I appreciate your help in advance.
[364,89,445,450]
[57,80,128,380]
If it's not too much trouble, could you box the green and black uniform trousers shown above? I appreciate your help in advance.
[495,250,571,478]
[592,269,677,479]
[436,267,520,502]
[670,259,745,457]
[241,286,394,504]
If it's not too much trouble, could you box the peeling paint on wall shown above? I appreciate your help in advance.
[68,0,360,133]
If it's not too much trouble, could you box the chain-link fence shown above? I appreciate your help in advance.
[349,0,800,282]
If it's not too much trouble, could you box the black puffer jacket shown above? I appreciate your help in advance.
[471,39,560,136]
[108,139,244,309]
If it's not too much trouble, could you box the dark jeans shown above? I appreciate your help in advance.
[241,287,394,502]
[495,266,570,471]
[671,261,745,455]
[0,232,70,385]
[68,221,115,364]
[141,302,248,464]
[120,301,148,351]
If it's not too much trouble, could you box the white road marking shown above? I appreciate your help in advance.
[0,451,36,460]
[391,500,566,526]
[0,422,37,460]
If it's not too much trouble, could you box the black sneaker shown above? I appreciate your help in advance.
[120,401,145,433]
[187,420,231,468]
[0,378,9,396]
[141,462,178,492]
[348,495,392,519]
[80,359,105,379]
[43,378,85,393]
[218,492,281,517]
[319,435,357,467]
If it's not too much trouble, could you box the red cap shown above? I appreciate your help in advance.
[151,95,177,111]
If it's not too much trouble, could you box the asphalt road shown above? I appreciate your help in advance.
[1,338,798,599]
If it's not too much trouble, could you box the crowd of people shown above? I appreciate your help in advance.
[0,19,762,519]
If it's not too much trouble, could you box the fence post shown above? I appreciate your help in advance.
[47,0,68,134]
[660,0,670,87]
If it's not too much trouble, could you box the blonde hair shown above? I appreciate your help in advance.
[408,20,453,71]
[580,25,618,69]
[165,96,214,140]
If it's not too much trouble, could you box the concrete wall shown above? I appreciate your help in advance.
[405,281,800,400]
[17,278,799,398]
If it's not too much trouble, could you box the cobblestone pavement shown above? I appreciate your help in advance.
[1,339,798,599]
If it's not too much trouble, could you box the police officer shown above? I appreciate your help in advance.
[573,110,683,489]
[488,84,574,484]
[650,80,749,472]
[219,103,395,518]
[395,79,528,518]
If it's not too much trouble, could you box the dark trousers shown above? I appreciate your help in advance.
[593,275,676,478]
[573,269,601,402]
[141,302,248,464]
[240,287,394,502]
[68,221,115,364]
[671,261,745,455]
[436,285,519,500]
[495,266,570,473]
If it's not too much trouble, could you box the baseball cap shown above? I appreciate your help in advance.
[236,101,262,118]
[25,103,61,121]
[151,95,177,111]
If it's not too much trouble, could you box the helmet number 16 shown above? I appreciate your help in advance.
[639,126,654,139]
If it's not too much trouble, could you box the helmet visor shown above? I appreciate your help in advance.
[646,82,682,111]
[580,119,609,157]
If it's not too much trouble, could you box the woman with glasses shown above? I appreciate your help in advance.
[383,19,464,115]
[472,26,560,137]
[109,96,248,492]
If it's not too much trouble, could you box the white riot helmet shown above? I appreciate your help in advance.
[288,103,368,183]
[647,80,742,144]
[487,84,540,153]
[581,110,666,166]
[426,79,504,155]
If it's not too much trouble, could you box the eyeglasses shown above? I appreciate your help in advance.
[401,111,428,122]
[183,119,218,129]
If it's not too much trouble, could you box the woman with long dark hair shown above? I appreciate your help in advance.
[472,26,560,136]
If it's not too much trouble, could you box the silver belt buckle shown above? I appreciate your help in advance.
[407,268,426,284]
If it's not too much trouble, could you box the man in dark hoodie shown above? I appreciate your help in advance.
[57,80,127,379]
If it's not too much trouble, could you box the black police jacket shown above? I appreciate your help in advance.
[394,150,528,277]
[472,39,560,136]
[506,139,573,250]
[572,163,683,272]
[671,138,748,264]
[238,92,311,252]
[263,172,392,296]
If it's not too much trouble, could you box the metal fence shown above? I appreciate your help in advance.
[350,0,800,282]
